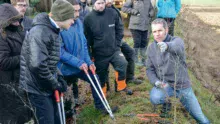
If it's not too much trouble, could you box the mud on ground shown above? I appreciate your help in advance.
[176,5,220,101]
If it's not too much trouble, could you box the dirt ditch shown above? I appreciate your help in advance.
[176,5,220,101]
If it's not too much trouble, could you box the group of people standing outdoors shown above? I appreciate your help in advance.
[0,0,210,124]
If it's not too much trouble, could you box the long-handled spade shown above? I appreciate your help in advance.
[55,90,64,124]
[83,67,115,120]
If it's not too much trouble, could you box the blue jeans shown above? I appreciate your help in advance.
[150,86,210,124]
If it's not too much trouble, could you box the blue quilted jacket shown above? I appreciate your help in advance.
[58,19,93,76]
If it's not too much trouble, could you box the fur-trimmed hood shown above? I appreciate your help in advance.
[0,3,23,29]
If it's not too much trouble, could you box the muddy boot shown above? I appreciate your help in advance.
[127,78,143,85]
[66,109,76,119]
[134,48,139,63]
[121,87,133,95]
[115,80,133,95]
[134,48,143,66]
[160,103,172,118]
[100,106,119,115]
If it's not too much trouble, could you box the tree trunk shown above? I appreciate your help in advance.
[36,0,53,12]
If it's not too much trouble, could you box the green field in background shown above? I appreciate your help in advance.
[182,0,220,6]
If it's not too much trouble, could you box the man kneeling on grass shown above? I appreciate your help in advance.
[146,18,210,124]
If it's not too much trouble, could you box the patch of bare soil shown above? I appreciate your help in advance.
[177,5,220,101]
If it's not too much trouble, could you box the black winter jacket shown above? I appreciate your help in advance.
[0,4,32,122]
[84,8,124,57]
[20,13,61,96]
[0,29,24,85]
[0,28,32,123]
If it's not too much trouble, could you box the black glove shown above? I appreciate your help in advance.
[55,75,67,92]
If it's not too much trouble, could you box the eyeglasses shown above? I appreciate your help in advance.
[17,4,28,8]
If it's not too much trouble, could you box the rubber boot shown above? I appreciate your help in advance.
[127,78,143,85]
[114,72,133,95]
[140,48,147,66]
[134,48,143,66]
[126,56,135,83]
[134,48,139,63]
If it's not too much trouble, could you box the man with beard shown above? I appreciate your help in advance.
[11,0,32,33]
[105,0,143,88]
[84,0,133,98]
[79,0,90,23]
[0,3,32,123]
[19,0,75,123]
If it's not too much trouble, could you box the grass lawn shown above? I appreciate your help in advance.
[77,64,220,124]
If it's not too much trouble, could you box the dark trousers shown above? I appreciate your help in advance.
[64,71,104,110]
[94,51,128,87]
[28,93,61,124]
[63,76,78,112]
[64,76,78,99]
[130,29,148,48]
[121,42,135,81]
[161,18,175,36]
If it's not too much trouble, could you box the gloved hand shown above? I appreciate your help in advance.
[155,81,168,89]
[131,9,140,15]
[157,42,168,52]
[55,75,67,92]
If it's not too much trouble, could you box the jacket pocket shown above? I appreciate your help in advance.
[130,15,140,25]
